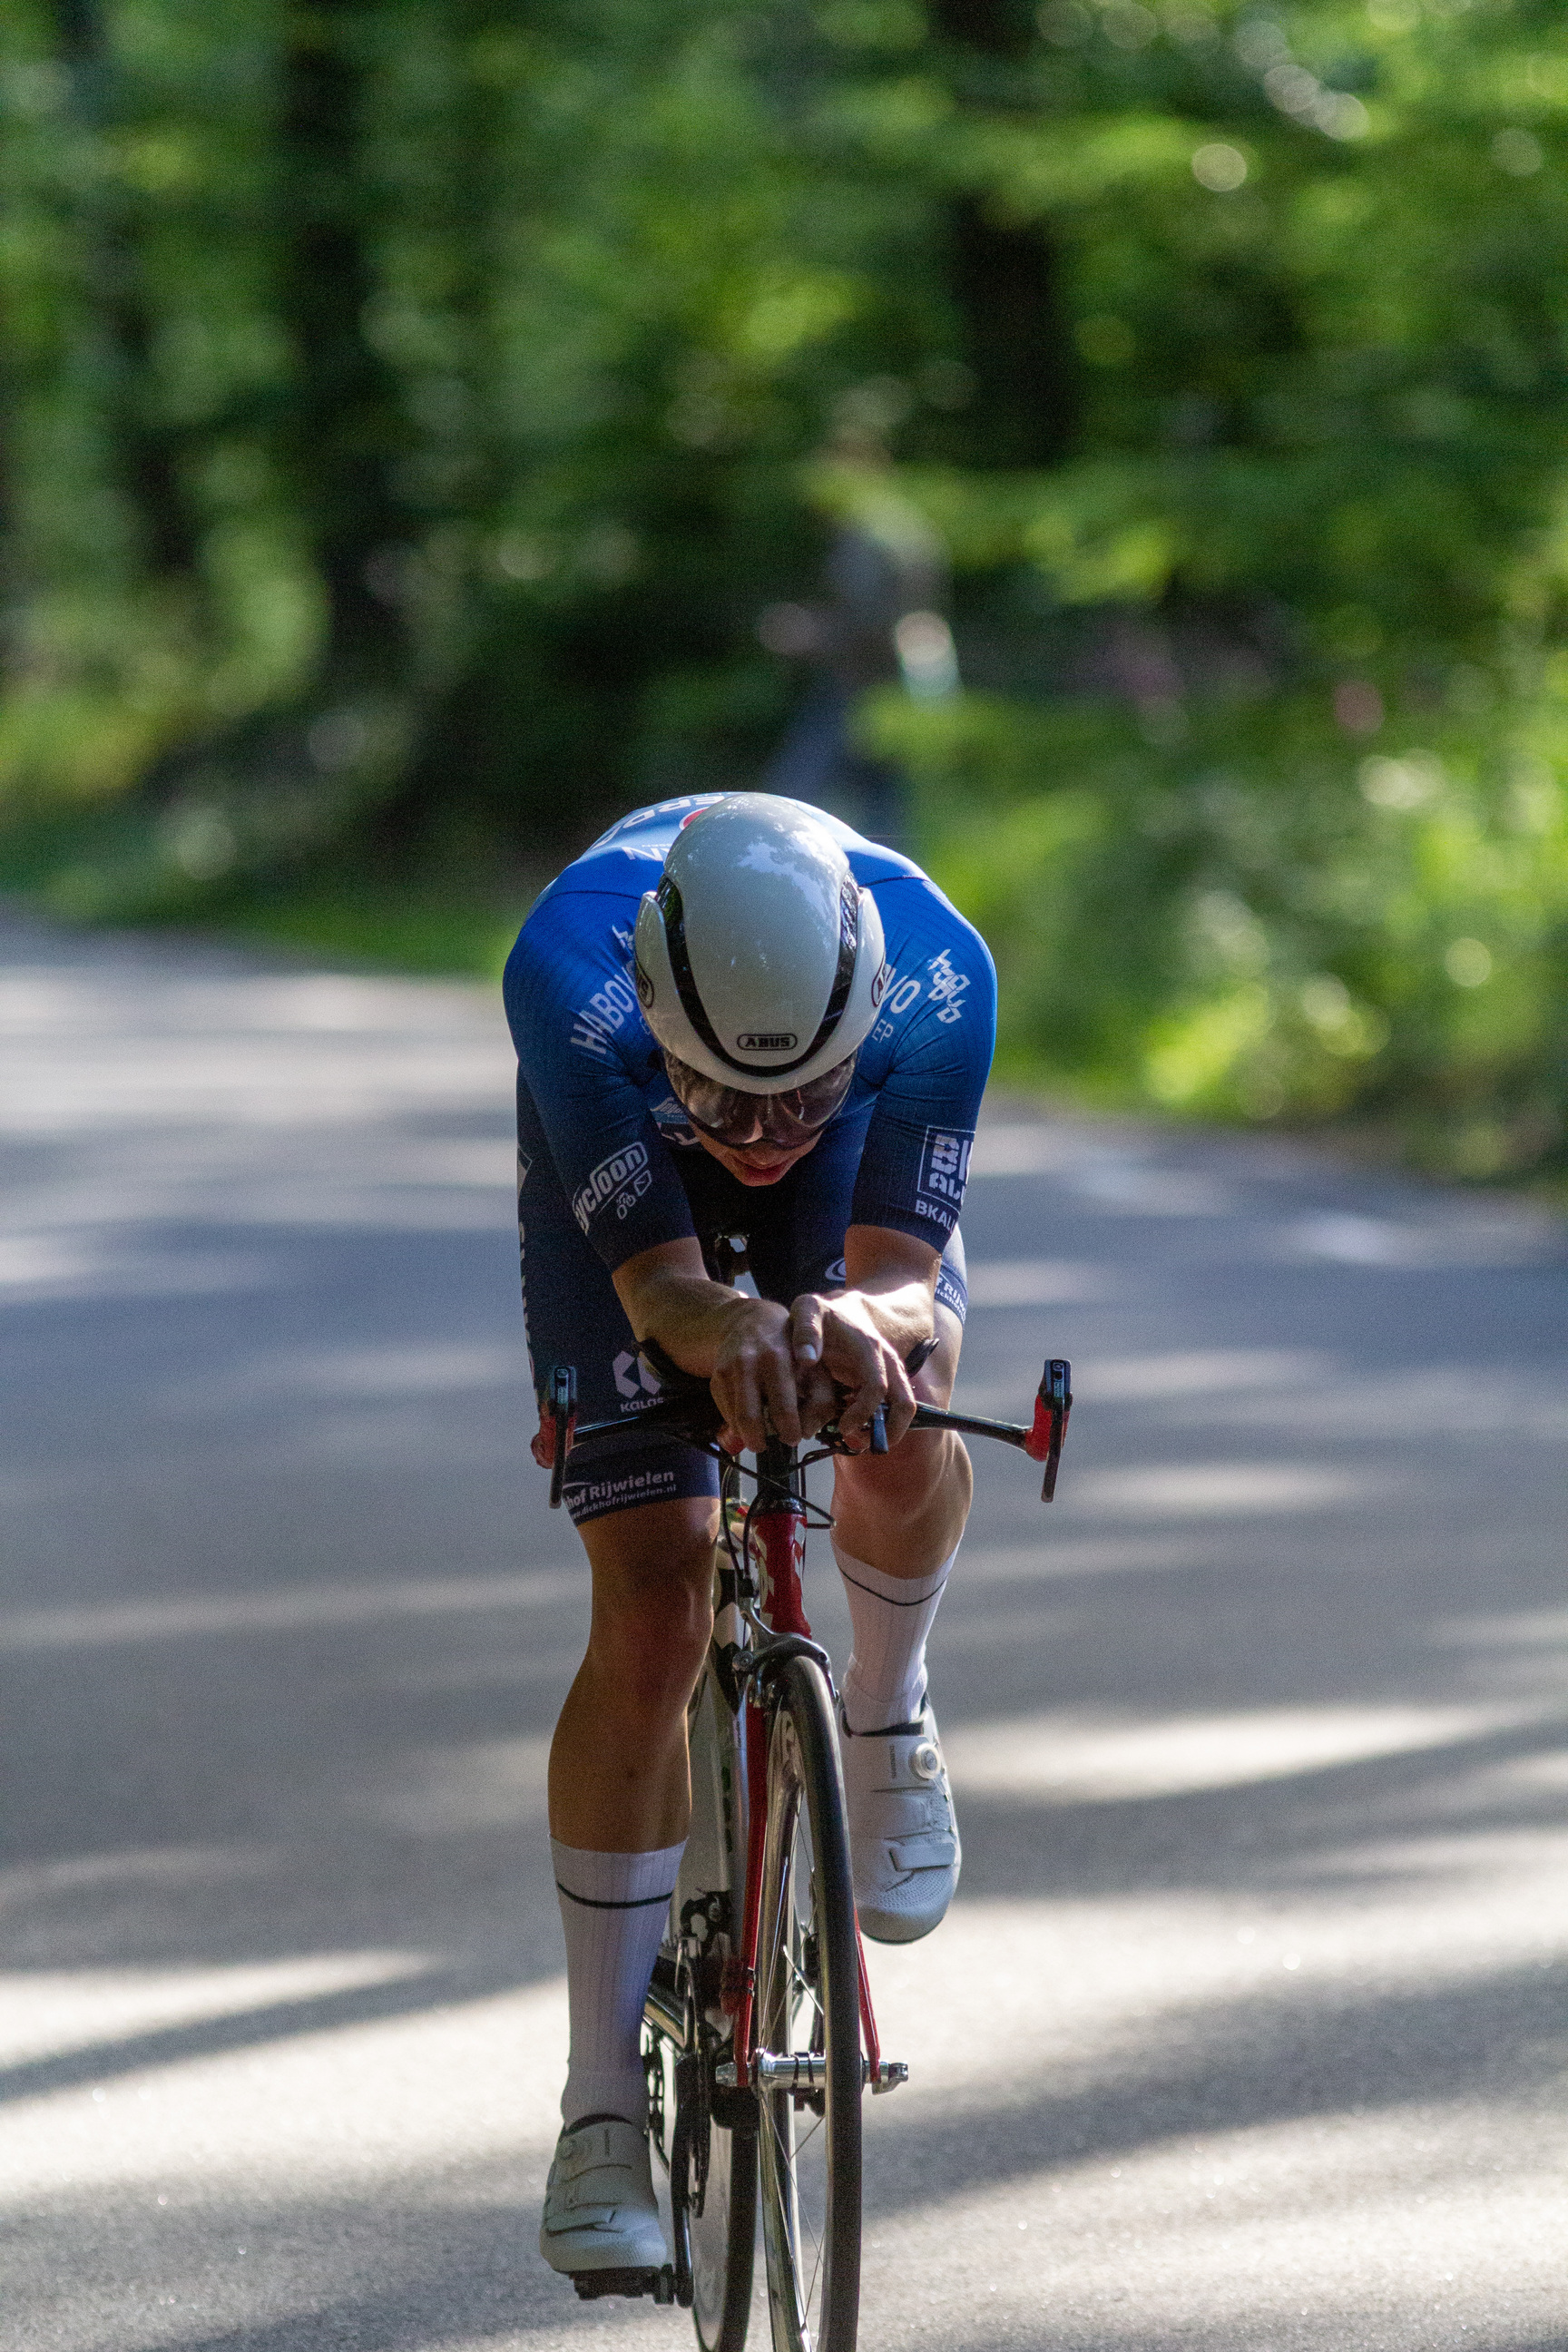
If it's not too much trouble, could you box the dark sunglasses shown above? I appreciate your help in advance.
[663,1050,858,1149]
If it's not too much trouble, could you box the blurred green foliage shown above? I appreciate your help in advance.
[1,0,1565,1169]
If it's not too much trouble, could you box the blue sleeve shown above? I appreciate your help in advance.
[503,890,698,1273]
[848,892,996,1250]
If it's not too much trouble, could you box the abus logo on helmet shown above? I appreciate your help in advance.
[573,1141,651,1233]
[870,961,889,1009]
[737,1032,796,1051]
[633,959,654,1007]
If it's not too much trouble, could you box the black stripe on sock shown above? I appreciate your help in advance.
[838,1568,949,1607]
[554,1882,676,1911]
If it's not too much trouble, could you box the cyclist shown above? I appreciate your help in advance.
[503,791,995,2282]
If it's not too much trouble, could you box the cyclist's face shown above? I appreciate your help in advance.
[691,1127,824,1187]
[662,1047,856,1185]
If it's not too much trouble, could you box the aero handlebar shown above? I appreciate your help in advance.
[534,1354,1072,1508]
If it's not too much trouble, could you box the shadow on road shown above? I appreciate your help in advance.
[4,916,1566,2348]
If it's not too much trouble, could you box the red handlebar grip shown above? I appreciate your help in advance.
[1023,1392,1054,1463]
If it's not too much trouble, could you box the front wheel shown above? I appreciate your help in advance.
[755,1655,863,2352]
[683,2061,758,2352]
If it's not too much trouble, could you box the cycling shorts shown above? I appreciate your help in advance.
[518,1075,968,1527]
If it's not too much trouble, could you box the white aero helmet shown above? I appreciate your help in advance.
[633,795,888,1093]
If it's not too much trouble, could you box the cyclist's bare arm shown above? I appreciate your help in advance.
[792,1226,938,1447]
[610,1226,938,1456]
[612,1240,789,1451]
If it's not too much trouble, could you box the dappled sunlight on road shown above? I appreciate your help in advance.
[1062,1461,1375,1516]
[3,926,1565,2348]
[941,1700,1543,1801]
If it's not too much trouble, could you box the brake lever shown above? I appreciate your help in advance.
[1024,1358,1073,1501]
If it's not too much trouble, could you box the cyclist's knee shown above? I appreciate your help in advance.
[835,1301,967,1519]
[915,1302,964,1408]
[578,1495,718,1713]
[836,1422,971,1524]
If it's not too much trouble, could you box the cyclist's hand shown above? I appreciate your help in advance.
[788,1292,916,1450]
[710,1298,806,1455]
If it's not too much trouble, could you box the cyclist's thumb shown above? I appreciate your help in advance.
[789,1294,825,1365]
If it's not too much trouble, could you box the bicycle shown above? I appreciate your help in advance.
[534,1337,1071,2352]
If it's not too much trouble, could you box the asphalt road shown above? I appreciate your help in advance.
[3,906,1566,2352]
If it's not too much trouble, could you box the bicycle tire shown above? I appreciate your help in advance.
[687,2077,758,2352]
[678,1651,758,2352]
[755,1654,862,2352]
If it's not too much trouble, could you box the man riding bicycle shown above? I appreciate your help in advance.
[503,791,995,2282]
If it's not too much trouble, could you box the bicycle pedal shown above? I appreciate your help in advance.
[570,2264,676,2304]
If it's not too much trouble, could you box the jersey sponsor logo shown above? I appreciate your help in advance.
[613,1348,664,1403]
[935,1264,968,1323]
[918,1125,973,1210]
[573,1141,652,1232]
[565,1463,681,1514]
[736,1031,796,1051]
[650,1094,701,1147]
[873,949,974,1041]
[571,970,642,1059]
[925,947,972,1024]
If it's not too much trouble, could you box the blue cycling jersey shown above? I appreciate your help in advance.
[503,795,996,1274]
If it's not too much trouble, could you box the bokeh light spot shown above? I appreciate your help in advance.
[1492,128,1544,177]
[1445,938,1493,988]
[1192,143,1248,191]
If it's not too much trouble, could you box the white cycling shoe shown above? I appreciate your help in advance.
[839,1694,961,1945]
[539,2114,668,2276]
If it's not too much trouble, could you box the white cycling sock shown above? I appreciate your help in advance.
[553,1838,684,2129]
[835,1542,958,1735]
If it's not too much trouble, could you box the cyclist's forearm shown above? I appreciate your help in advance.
[835,1225,941,1368]
[639,1276,770,1379]
[615,1238,804,1449]
[835,1275,936,1367]
[612,1241,779,1380]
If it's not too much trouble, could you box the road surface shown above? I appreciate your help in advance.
[2,907,1565,2352]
